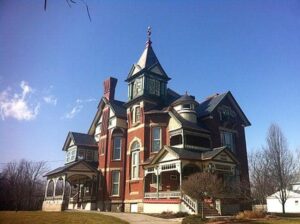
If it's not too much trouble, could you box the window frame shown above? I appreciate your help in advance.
[151,126,161,152]
[131,141,140,180]
[112,136,122,161]
[220,131,236,153]
[111,170,120,196]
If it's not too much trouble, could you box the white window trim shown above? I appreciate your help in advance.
[111,170,120,196]
[130,141,140,180]
[151,126,162,152]
[112,136,122,161]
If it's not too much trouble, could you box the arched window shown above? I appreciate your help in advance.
[55,177,64,196]
[47,180,54,197]
[131,141,140,179]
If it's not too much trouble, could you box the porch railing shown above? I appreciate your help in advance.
[182,193,198,214]
[144,191,181,199]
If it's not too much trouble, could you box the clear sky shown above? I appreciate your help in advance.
[1,0,300,170]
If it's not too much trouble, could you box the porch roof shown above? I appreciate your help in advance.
[146,145,239,165]
[45,160,98,177]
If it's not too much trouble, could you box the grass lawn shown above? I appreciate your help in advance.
[252,219,300,224]
[184,215,300,224]
[0,211,129,224]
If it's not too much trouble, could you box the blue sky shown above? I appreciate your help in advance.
[1,0,300,170]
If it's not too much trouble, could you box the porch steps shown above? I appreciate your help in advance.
[198,203,220,216]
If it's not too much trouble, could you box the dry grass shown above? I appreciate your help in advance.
[0,211,129,224]
[235,210,266,219]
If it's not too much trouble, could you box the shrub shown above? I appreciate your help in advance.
[182,215,206,224]
[235,210,266,219]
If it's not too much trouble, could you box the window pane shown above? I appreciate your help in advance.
[112,171,120,195]
[131,151,139,179]
[113,137,121,160]
[221,131,235,153]
[152,127,161,152]
[153,127,160,139]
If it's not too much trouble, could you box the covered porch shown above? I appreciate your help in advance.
[142,146,240,215]
[42,160,99,211]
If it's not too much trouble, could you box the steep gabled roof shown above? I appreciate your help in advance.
[126,42,170,82]
[197,92,227,117]
[197,91,251,126]
[88,97,127,135]
[62,132,97,151]
[147,146,238,166]
[45,160,98,177]
[110,99,127,119]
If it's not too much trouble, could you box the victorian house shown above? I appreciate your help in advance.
[43,32,251,215]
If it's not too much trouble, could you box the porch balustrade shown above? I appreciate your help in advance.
[144,191,181,199]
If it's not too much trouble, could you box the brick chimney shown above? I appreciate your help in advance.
[103,77,117,101]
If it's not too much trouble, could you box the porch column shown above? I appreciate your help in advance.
[44,179,50,199]
[179,161,182,190]
[53,178,57,198]
[62,175,66,200]
[156,167,159,199]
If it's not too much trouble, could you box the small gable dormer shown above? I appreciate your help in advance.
[62,132,98,164]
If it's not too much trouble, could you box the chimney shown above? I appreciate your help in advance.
[103,77,117,101]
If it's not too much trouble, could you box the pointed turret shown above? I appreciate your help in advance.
[126,27,170,82]
[126,27,170,104]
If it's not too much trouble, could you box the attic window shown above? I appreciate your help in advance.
[182,104,191,109]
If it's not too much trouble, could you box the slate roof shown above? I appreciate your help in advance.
[196,92,227,118]
[126,42,170,81]
[110,99,126,118]
[70,132,97,147]
[165,88,181,105]
[172,93,197,106]
[45,160,98,177]
[167,146,203,160]
[170,108,210,133]
[201,146,227,160]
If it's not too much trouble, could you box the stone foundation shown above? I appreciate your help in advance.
[42,201,63,211]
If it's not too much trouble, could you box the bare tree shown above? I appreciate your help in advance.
[264,123,299,213]
[182,172,224,201]
[0,159,48,211]
[249,150,276,205]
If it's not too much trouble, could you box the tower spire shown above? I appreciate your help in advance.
[146,26,152,47]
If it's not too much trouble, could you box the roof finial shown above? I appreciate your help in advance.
[146,26,152,47]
